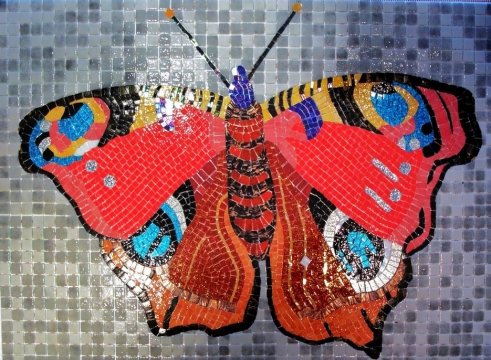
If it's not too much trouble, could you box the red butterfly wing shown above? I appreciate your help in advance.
[264,73,481,254]
[19,86,227,239]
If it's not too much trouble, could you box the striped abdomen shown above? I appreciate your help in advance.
[225,103,276,258]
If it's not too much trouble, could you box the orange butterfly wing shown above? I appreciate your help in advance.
[264,142,409,356]
[101,151,258,335]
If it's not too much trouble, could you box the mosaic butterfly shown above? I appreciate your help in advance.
[18,4,481,358]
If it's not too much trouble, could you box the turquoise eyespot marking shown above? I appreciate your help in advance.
[130,199,184,260]
[337,231,377,272]
[132,223,160,258]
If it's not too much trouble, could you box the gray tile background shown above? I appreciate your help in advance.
[0,0,489,359]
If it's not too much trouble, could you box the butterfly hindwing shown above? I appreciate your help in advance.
[264,142,410,357]
[101,152,259,335]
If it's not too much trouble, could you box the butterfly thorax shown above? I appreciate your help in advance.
[224,102,277,258]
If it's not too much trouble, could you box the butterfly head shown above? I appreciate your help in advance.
[229,65,255,109]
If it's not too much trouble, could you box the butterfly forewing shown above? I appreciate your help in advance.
[19,84,229,239]
[263,72,481,254]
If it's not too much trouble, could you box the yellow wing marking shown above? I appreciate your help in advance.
[44,107,65,122]
[310,92,343,124]
[131,93,157,131]
[261,74,364,121]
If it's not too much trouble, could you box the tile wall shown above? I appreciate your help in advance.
[0,0,489,359]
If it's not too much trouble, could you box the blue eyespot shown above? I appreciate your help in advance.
[333,219,385,281]
[129,198,186,261]
[58,104,94,141]
[132,223,161,258]
[370,83,408,126]
[28,121,81,168]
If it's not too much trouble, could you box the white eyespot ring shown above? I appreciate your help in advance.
[322,208,404,294]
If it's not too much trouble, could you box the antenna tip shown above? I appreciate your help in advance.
[292,2,302,12]
[165,8,175,19]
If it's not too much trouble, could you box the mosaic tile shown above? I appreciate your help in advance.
[2,0,491,359]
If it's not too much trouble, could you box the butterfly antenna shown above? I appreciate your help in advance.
[165,8,230,88]
[248,2,302,81]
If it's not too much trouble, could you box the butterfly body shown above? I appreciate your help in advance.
[19,69,481,358]
[225,103,276,258]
